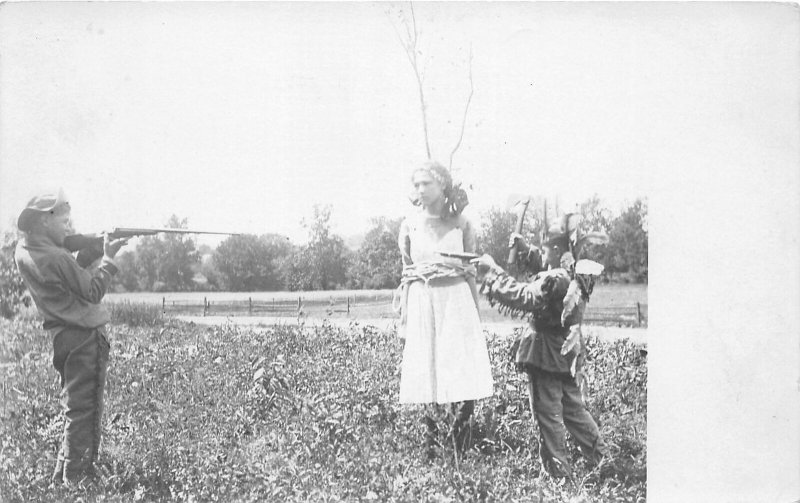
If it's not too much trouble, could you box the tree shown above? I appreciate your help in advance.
[198,254,223,291]
[213,233,293,291]
[388,2,474,170]
[130,215,200,291]
[476,203,544,270]
[111,250,140,292]
[606,199,648,282]
[476,196,648,284]
[286,205,350,291]
[475,207,517,269]
[579,194,613,236]
[0,231,30,319]
[348,217,403,289]
[577,194,614,267]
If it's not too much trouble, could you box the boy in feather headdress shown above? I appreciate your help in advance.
[471,213,606,479]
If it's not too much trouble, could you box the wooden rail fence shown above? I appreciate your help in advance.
[157,295,648,327]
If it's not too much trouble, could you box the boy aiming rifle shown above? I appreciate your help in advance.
[14,189,128,485]
[13,189,238,485]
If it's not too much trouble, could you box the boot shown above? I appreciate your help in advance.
[422,415,439,462]
[449,400,474,455]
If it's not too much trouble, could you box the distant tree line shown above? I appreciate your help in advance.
[111,196,646,292]
[0,196,647,313]
[111,205,402,293]
[476,196,648,284]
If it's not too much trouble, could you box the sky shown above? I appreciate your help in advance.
[1,2,798,501]
[0,1,663,244]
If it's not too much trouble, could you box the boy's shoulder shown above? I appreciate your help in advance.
[17,237,71,264]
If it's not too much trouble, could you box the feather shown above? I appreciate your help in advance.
[561,324,583,377]
[560,251,576,272]
[580,231,609,246]
[576,367,589,402]
[577,274,595,298]
[575,259,604,276]
[565,213,582,234]
[561,280,583,326]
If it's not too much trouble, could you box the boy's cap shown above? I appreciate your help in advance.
[17,189,70,232]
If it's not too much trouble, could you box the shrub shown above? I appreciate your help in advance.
[0,231,31,320]
[0,318,646,502]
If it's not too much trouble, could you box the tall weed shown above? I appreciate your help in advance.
[108,301,163,327]
[0,317,646,502]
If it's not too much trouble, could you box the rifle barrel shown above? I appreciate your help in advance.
[111,227,240,237]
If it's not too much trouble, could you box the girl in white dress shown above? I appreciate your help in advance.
[396,161,494,458]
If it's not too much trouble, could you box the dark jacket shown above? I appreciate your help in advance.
[15,234,118,333]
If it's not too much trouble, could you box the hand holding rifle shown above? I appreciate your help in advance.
[508,232,543,276]
[103,234,130,260]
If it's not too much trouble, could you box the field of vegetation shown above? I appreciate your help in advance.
[0,305,646,502]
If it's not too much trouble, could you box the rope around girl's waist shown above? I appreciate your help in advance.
[392,261,476,313]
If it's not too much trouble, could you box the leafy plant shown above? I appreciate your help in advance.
[0,316,646,502]
[108,301,164,327]
[0,231,31,319]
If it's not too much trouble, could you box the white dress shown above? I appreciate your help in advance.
[398,213,495,404]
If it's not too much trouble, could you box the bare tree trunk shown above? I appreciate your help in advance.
[449,45,474,172]
[389,2,475,167]
[390,2,432,159]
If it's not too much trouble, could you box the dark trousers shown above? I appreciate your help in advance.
[51,327,110,484]
[423,400,475,452]
[526,368,604,477]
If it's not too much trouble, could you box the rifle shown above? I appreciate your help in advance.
[63,227,241,268]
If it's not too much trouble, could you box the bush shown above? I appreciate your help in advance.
[0,318,646,502]
[0,231,31,320]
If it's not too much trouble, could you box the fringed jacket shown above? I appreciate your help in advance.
[480,267,589,375]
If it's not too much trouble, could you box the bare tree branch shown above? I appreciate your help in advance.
[387,2,432,160]
[408,3,432,159]
[449,45,474,172]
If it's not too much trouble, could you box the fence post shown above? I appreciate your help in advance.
[298,296,302,313]
[636,302,642,327]
[162,297,165,313]
[347,296,351,314]
[204,297,207,317]
[249,297,252,316]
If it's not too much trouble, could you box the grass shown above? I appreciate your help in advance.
[0,315,646,502]
[107,284,648,326]
[585,284,647,306]
[109,301,164,327]
[106,284,647,306]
